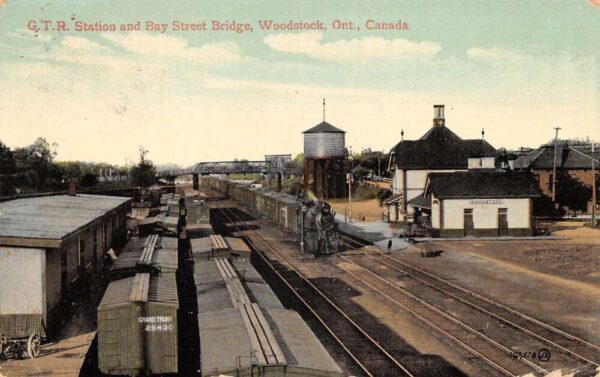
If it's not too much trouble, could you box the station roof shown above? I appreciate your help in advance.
[303,121,345,134]
[427,171,541,199]
[392,125,496,170]
[406,193,432,209]
[0,194,131,248]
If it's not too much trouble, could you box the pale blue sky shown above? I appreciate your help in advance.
[0,0,598,165]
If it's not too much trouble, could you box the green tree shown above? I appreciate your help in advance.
[556,170,592,213]
[130,146,156,187]
[0,141,16,195]
[293,153,304,165]
[80,172,99,187]
[13,137,61,191]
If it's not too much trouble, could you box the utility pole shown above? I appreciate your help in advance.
[551,127,561,203]
[300,205,305,253]
[592,141,597,227]
[347,173,352,223]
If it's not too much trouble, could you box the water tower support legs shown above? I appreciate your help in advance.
[192,173,199,190]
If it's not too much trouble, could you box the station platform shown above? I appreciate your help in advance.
[335,215,566,248]
[335,215,409,252]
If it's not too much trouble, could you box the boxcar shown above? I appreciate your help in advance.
[276,195,300,234]
[98,273,178,376]
[111,235,177,277]
[194,257,342,377]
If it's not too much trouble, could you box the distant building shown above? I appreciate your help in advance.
[512,143,600,213]
[386,105,496,222]
[411,171,540,237]
[0,194,131,337]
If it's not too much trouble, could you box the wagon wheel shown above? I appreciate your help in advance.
[0,333,7,354]
[27,334,41,358]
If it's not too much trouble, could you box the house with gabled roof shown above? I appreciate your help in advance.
[511,143,599,213]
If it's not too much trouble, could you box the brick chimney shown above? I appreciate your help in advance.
[68,181,77,196]
[433,104,445,127]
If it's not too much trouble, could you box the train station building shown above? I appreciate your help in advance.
[386,104,497,222]
[409,171,541,237]
[0,194,131,338]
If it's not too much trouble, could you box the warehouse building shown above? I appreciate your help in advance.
[386,104,497,222]
[410,171,540,237]
[0,194,131,337]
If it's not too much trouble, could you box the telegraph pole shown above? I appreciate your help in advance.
[347,173,352,223]
[592,141,596,227]
[551,127,561,203]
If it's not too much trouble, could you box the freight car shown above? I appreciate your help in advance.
[194,256,342,377]
[97,273,178,376]
[201,177,338,255]
[190,234,251,260]
[140,198,214,239]
[110,234,178,279]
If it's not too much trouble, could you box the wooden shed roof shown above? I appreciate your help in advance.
[0,194,131,248]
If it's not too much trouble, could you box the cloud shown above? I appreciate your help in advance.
[101,32,241,64]
[263,32,441,61]
[467,46,529,61]
[6,28,51,42]
[61,36,104,50]
[198,74,401,98]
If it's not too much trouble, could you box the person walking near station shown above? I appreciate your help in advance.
[387,237,392,254]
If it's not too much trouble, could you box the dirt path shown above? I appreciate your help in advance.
[469,252,600,298]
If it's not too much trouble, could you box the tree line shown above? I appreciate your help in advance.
[0,138,157,196]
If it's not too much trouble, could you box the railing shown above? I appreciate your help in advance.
[156,160,303,178]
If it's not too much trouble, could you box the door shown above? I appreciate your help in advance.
[463,209,474,237]
[498,208,508,236]
[92,227,98,272]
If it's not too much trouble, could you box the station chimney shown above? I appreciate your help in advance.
[433,104,445,127]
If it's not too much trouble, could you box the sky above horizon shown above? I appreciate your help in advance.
[0,0,599,166]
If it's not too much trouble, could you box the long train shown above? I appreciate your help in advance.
[202,177,340,255]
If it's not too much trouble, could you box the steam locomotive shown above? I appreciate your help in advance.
[203,178,339,255]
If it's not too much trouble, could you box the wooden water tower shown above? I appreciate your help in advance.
[302,100,347,199]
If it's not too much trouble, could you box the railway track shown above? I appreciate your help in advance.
[339,234,600,376]
[217,207,415,377]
